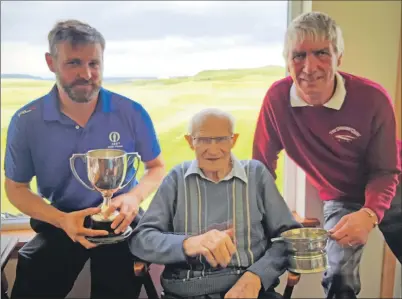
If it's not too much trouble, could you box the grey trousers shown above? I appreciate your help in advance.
[322,183,402,299]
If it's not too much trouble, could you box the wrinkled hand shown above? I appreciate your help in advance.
[224,271,261,298]
[183,228,236,268]
[103,193,140,234]
[59,207,109,249]
[329,209,377,246]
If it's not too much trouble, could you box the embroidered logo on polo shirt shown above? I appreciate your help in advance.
[329,126,361,143]
[18,106,36,117]
[109,131,120,143]
[108,131,123,148]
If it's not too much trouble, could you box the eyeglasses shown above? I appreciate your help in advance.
[192,135,233,145]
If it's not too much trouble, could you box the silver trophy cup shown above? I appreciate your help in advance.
[70,149,141,235]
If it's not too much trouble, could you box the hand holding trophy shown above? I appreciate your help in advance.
[70,149,141,245]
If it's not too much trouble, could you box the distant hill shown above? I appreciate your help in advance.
[130,65,286,86]
[1,74,45,80]
[2,65,286,84]
[194,65,285,80]
[103,76,157,82]
[1,74,158,82]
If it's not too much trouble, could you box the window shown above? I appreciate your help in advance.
[1,1,290,227]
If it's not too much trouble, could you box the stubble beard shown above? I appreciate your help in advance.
[56,73,101,103]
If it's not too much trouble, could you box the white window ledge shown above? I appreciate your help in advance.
[1,214,31,231]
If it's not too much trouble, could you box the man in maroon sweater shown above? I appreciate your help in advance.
[252,11,401,298]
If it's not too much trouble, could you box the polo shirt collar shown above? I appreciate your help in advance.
[290,72,346,110]
[184,154,248,183]
[43,84,112,121]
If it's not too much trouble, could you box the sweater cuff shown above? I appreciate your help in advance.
[364,176,399,223]
[168,234,190,263]
[362,203,383,223]
[363,197,386,223]
[247,263,279,291]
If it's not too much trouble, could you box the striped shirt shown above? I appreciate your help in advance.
[130,157,301,292]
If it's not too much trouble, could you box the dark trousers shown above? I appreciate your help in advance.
[11,220,142,299]
[161,289,282,299]
[322,183,402,299]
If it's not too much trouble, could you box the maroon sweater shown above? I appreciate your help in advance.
[252,71,401,222]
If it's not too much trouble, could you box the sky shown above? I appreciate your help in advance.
[1,1,288,78]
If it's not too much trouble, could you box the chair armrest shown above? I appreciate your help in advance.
[132,256,151,277]
[132,256,160,298]
[283,271,301,299]
[292,212,320,228]
[286,271,301,287]
[133,261,149,276]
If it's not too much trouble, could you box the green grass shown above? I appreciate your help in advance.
[1,65,285,214]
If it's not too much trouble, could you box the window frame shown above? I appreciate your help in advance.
[282,0,312,214]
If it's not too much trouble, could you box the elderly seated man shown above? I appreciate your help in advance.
[129,108,302,299]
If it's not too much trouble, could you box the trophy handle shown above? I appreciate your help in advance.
[69,153,95,191]
[120,152,141,189]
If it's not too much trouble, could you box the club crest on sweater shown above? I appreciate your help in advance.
[329,126,361,143]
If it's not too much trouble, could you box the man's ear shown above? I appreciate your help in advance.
[184,134,194,150]
[337,53,343,67]
[45,52,56,73]
[231,133,239,148]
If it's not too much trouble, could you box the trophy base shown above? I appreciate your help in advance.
[90,212,121,236]
[86,226,133,246]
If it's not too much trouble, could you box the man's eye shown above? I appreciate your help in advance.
[293,53,305,60]
[316,51,329,56]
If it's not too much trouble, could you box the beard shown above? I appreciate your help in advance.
[56,73,101,103]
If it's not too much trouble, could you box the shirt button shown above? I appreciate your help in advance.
[75,125,80,129]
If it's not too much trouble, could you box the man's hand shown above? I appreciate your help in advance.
[103,193,140,234]
[224,271,261,298]
[183,228,236,268]
[329,209,378,246]
[59,207,109,249]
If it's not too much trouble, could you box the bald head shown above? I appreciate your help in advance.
[188,108,235,136]
[185,108,238,179]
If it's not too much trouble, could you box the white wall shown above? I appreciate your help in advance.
[395,262,402,298]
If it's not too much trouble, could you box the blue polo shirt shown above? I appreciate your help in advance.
[4,85,161,212]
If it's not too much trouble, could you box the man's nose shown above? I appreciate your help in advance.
[207,142,220,153]
[303,54,318,74]
[78,65,92,81]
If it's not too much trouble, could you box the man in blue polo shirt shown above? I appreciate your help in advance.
[4,20,165,299]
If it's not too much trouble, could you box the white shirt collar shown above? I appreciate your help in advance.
[290,72,346,110]
[184,154,248,184]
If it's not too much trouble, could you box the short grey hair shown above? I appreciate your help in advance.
[188,108,235,135]
[283,11,344,60]
[48,20,105,57]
